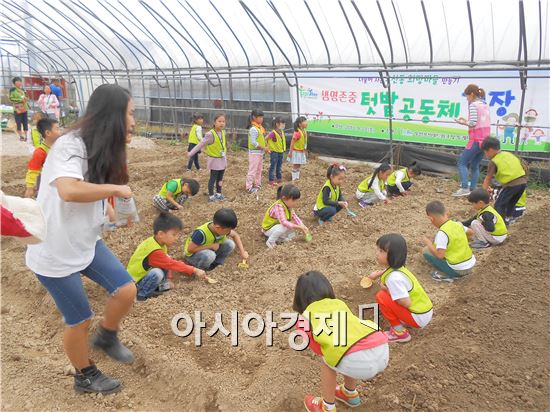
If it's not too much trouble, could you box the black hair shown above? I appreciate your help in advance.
[292,271,336,313]
[12,77,22,85]
[181,178,200,196]
[192,113,204,123]
[376,234,407,269]
[467,188,490,204]
[213,208,238,229]
[36,118,58,137]
[153,212,183,234]
[248,109,264,128]
[408,161,422,176]
[481,137,500,151]
[70,84,131,185]
[293,116,307,132]
[368,162,391,189]
[277,184,301,200]
[426,200,446,216]
[272,116,285,130]
[212,112,225,127]
[326,163,347,179]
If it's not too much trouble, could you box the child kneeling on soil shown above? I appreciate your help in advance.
[356,163,392,208]
[153,177,199,212]
[127,213,206,301]
[294,271,389,412]
[423,201,476,282]
[314,164,348,225]
[462,188,508,249]
[262,184,309,248]
[184,208,248,270]
[369,234,433,343]
[386,161,421,197]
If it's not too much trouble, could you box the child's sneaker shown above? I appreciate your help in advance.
[452,188,471,197]
[470,239,490,249]
[335,385,361,408]
[318,219,324,226]
[208,195,218,202]
[215,193,226,201]
[431,271,455,282]
[248,187,258,194]
[304,395,336,412]
[266,239,276,249]
[384,327,411,343]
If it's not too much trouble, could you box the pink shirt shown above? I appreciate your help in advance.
[37,93,59,116]
[466,100,490,149]
[269,203,302,229]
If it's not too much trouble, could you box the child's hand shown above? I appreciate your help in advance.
[368,270,383,280]
[423,237,433,247]
[114,185,132,198]
[384,198,392,204]
[241,250,249,260]
[338,201,348,208]
[185,151,190,158]
[177,204,184,210]
[210,243,220,251]
[24,187,35,198]
[194,268,207,280]
[299,224,309,234]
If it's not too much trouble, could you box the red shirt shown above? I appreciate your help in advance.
[28,147,48,172]
[147,250,195,275]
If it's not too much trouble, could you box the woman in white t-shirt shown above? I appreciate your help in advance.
[26,84,137,395]
[369,234,434,343]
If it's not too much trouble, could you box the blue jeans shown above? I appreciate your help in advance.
[185,239,236,270]
[315,205,343,222]
[269,152,284,182]
[458,142,484,190]
[422,250,462,278]
[136,268,167,299]
[35,240,134,326]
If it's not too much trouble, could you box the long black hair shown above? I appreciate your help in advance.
[326,163,347,179]
[277,184,301,200]
[368,162,391,190]
[71,84,131,184]
[293,271,335,313]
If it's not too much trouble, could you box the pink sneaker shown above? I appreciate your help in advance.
[335,385,361,407]
[304,395,335,412]
[384,327,411,343]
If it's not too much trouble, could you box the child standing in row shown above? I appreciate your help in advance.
[386,161,422,197]
[186,113,204,171]
[127,213,207,301]
[288,116,308,181]
[369,234,433,343]
[266,117,286,186]
[314,164,348,225]
[261,184,309,248]
[246,109,269,193]
[423,200,476,282]
[356,163,392,208]
[153,178,199,212]
[294,271,389,411]
[187,113,228,202]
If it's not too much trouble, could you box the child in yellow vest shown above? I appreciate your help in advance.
[30,111,45,148]
[386,161,422,197]
[261,184,309,248]
[187,113,228,202]
[246,109,269,193]
[314,164,348,225]
[288,116,308,181]
[481,137,527,222]
[184,208,248,271]
[294,271,389,412]
[462,188,508,249]
[24,118,61,198]
[423,200,476,282]
[356,163,392,208]
[368,234,433,343]
[266,116,287,185]
[186,113,204,171]
[153,178,199,212]
[127,213,206,301]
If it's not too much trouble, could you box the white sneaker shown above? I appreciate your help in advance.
[266,240,276,249]
[452,188,471,197]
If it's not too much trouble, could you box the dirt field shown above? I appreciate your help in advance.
[1,132,549,411]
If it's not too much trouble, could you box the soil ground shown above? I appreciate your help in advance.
[1,131,549,411]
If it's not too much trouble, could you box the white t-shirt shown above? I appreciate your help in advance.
[385,271,433,328]
[371,176,387,200]
[434,227,476,271]
[26,133,104,277]
[394,170,406,193]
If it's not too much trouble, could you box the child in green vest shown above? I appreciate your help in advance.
[462,188,508,249]
[127,213,206,301]
[186,113,204,171]
[266,116,287,185]
[386,161,422,197]
[423,200,476,282]
[314,164,348,225]
[355,163,392,208]
[24,118,61,198]
[184,208,248,271]
[288,116,308,181]
[261,184,309,248]
[294,271,389,412]
[368,234,433,343]
[481,137,527,222]
[246,109,269,193]
[153,178,199,212]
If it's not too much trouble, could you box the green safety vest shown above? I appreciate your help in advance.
[293,129,307,151]
[127,236,167,282]
[315,180,340,210]
[158,178,182,198]
[267,130,286,153]
[380,266,433,314]
[387,168,410,187]
[358,174,385,193]
[188,124,200,145]
[205,129,226,158]
[476,205,508,236]
[303,298,378,368]
[262,199,292,231]
[184,221,227,257]
[515,190,526,208]
[248,126,266,150]
[438,220,473,265]
[492,151,525,185]
[31,127,42,148]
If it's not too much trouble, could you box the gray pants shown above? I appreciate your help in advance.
[153,193,188,212]
[185,239,236,270]
[471,220,507,245]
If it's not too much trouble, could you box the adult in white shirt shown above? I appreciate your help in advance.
[36,84,60,120]
[26,84,137,394]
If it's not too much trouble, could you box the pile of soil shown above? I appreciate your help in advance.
[1,134,549,411]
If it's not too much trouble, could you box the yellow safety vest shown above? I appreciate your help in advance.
[262,199,292,231]
[381,266,433,314]
[127,236,167,283]
[515,190,526,208]
[315,180,340,210]
[358,174,385,193]
[205,129,226,158]
[492,151,525,184]
[293,129,307,151]
[438,220,473,265]
[267,130,286,153]
[158,178,182,198]
[31,127,42,148]
[248,126,266,150]
[387,168,410,187]
[303,298,378,368]
[188,124,200,145]
[184,221,227,257]
[476,205,508,236]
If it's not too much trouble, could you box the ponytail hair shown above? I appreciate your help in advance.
[272,116,285,130]
[408,161,422,176]
[192,113,204,124]
[464,84,485,100]
[368,162,391,189]
[326,163,347,179]
[277,184,301,200]
[294,116,307,132]
[248,109,264,128]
